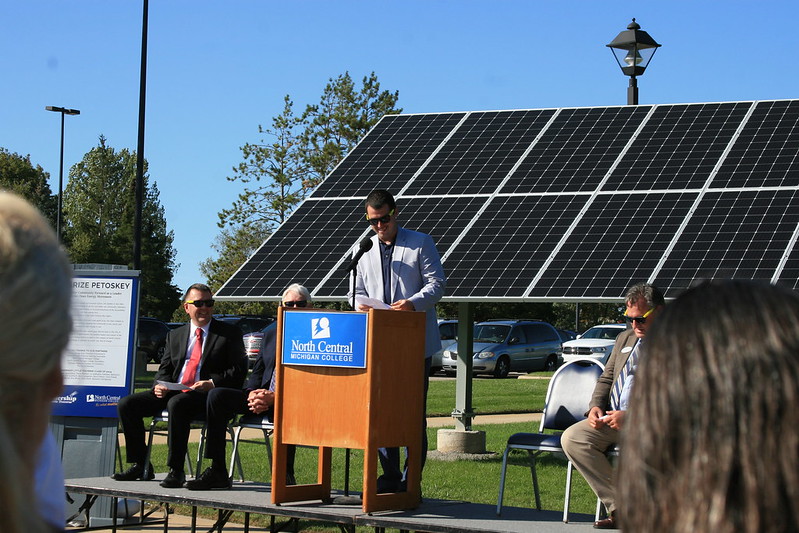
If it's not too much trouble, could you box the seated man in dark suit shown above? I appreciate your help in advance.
[112,283,247,488]
[185,283,311,490]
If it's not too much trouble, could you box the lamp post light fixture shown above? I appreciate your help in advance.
[606,18,661,105]
[45,105,80,240]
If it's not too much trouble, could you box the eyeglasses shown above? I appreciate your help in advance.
[366,209,394,226]
[186,299,215,308]
[283,300,308,308]
[624,307,654,324]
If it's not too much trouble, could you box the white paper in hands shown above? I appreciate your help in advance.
[156,380,188,390]
[355,296,390,310]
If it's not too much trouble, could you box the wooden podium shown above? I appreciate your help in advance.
[271,307,426,512]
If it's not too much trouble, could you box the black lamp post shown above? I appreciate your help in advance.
[606,18,661,105]
[45,105,80,240]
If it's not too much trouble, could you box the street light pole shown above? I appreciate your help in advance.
[606,19,661,105]
[45,105,80,240]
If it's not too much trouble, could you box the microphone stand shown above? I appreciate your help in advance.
[350,263,357,311]
[345,262,356,496]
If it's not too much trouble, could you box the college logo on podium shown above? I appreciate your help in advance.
[311,317,331,339]
[282,311,367,368]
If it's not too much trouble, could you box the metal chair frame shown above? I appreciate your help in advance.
[141,410,235,480]
[228,412,274,482]
[496,358,605,522]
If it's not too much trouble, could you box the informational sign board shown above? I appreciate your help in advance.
[281,310,368,369]
[53,273,138,417]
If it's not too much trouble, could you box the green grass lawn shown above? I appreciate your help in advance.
[426,374,551,416]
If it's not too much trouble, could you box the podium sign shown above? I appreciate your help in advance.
[281,311,367,369]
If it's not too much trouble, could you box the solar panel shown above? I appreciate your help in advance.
[217,99,799,303]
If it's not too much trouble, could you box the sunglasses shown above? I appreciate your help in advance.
[624,307,654,324]
[186,299,215,308]
[366,209,395,226]
[283,300,308,308]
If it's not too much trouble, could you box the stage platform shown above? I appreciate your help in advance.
[66,474,596,533]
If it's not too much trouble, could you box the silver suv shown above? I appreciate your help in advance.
[441,320,563,378]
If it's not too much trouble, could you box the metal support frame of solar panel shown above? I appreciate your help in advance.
[216,99,799,303]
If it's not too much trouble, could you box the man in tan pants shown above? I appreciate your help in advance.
[561,282,665,529]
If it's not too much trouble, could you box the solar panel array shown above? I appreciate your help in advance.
[217,99,799,302]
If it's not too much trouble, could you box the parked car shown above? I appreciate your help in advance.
[431,319,459,374]
[441,319,563,378]
[213,314,275,335]
[561,323,628,365]
[557,328,578,342]
[137,317,170,364]
[437,319,458,349]
[166,321,183,330]
[243,321,277,367]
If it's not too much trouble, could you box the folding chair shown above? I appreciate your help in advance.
[228,412,274,482]
[496,358,604,521]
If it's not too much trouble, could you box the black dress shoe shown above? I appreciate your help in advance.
[159,469,186,488]
[185,466,232,490]
[594,512,618,529]
[111,463,155,481]
[376,473,404,494]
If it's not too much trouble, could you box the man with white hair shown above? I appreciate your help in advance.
[185,283,311,490]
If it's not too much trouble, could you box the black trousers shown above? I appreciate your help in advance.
[204,387,295,476]
[117,389,207,471]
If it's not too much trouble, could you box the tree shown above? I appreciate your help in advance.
[0,148,57,224]
[302,71,401,187]
[207,72,401,302]
[200,221,270,290]
[219,96,309,229]
[63,136,181,319]
[219,72,401,231]
[199,220,273,317]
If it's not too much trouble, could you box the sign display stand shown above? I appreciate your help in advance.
[54,265,140,526]
[272,307,426,513]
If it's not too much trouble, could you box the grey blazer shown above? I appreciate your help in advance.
[351,226,446,358]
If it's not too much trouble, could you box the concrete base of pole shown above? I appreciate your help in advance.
[436,429,486,454]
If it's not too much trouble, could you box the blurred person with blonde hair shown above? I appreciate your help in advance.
[619,279,799,533]
[0,192,72,533]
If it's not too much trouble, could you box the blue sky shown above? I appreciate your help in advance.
[3,1,797,295]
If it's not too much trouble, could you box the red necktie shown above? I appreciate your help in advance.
[181,328,203,388]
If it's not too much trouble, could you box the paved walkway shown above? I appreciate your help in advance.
[118,412,541,447]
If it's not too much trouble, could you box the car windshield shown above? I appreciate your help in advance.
[474,324,511,343]
[581,326,624,340]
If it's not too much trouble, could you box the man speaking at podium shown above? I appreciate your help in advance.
[351,189,446,494]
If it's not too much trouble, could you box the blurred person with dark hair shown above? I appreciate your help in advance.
[562,282,665,529]
[619,280,799,533]
[0,192,73,533]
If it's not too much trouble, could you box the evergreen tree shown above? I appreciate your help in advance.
[207,72,401,299]
[199,220,273,316]
[302,71,401,187]
[0,147,57,225]
[63,136,180,319]
[219,96,309,229]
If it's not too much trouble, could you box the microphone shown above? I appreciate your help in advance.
[345,237,373,272]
